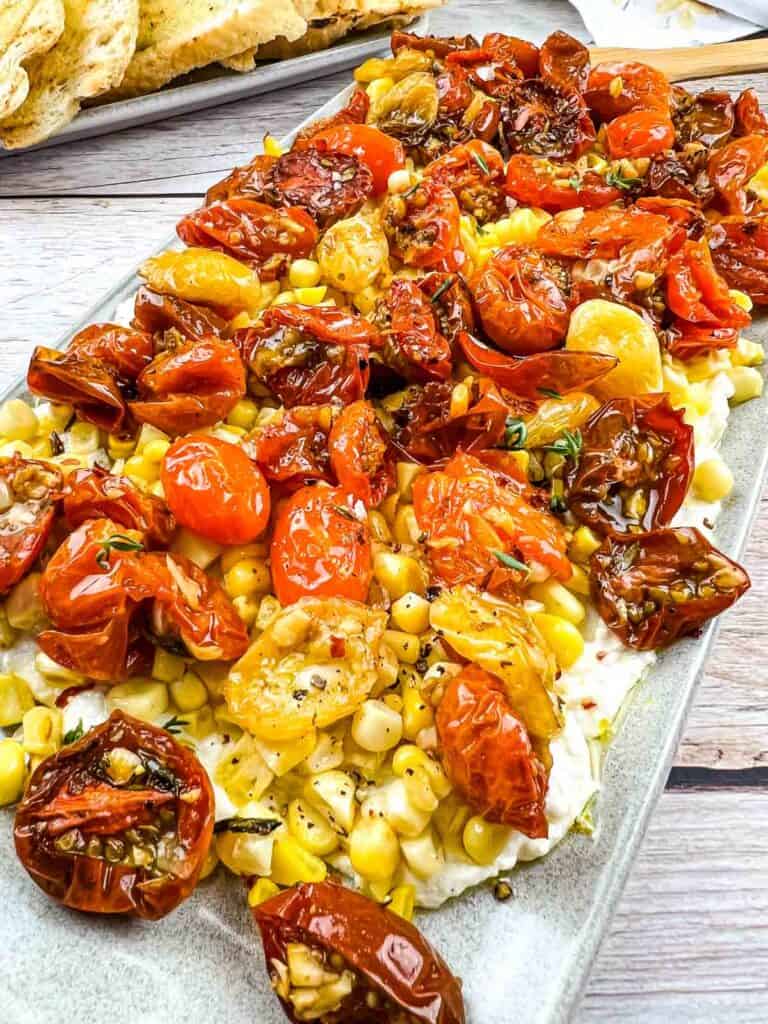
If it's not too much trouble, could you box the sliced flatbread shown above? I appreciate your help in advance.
[223,0,439,70]
[110,0,308,99]
[0,0,138,149]
[0,0,65,121]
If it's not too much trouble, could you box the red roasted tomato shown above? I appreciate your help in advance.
[666,238,752,337]
[470,246,572,354]
[504,154,623,212]
[539,29,590,94]
[0,456,62,594]
[500,79,596,161]
[735,87,768,136]
[14,711,214,919]
[382,180,464,271]
[591,527,751,650]
[248,406,333,489]
[565,395,694,535]
[328,401,394,507]
[253,881,466,1024]
[372,277,453,383]
[672,87,735,149]
[270,484,372,606]
[585,61,672,122]
[423,139,506,222]
[306,123,406,195]
[161,435,270,545]
[132,286,227,342]
[291,88,370,148]
[708,133,768,215]
[708,213,768,305]
[177,200,318,280]
[63,467,175,546]
[436,664,549,837]
[605,110,676,160]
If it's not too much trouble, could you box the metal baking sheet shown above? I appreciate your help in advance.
[0,13,429,157]
[1,81,767,1024]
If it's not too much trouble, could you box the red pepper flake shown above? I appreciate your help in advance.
[581,699,597,710]
[330,635,346,658]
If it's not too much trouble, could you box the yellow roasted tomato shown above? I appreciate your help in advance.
[316,213,390,294]
[139,247,262,311]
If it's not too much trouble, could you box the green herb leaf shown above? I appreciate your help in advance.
[543,428,583,461]
[503,416,528,451]
[537,387,563,400]
[491,549,529,573]
[332,504,358,522]
[162,715,189,736]
[62,720,84,746]
[429,275,455,304]
[605,168,640,191]
[550,494,568,514]
[568,175,582,190]
[213,817,282,836]
[96,533,144,570]
[472,149,490,175]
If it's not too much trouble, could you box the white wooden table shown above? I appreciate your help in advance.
[1,1,767,1018]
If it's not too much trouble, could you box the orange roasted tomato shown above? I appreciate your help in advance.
[709,213,768,306]
[423,139,506,223]
[585,61,672,122]
[436,664,549,837]
[372,277,453,383]
[270,484,372,605]
[306,124,406,196]
[605,109,675,160]
[382,180,464,271]
[504,154,623,212]
[63,467,175,547]
[470,246,572,354]
[539,29,590,94]
[161,435,270,545]
[14,711,214,919]
[0,456,62,595]
[291,87,370,148]
[735,87,768,136]
[132,285,227,342]
[248,406,333,490]
[499,78,596,161]
[328,400,394,507]
[413,452,571,590]
[176,200,318,280]
[708,133,768,215]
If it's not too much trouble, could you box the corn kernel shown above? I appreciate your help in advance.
[402,683,434,742]
[374,552,426,600]
[379,492,399,526]
[152,649,185,683]
[384,629,421,665]
[388,884,415,921]
[68,422,101,454]
[383,692,404,713]
[272,290,297,306]
[733,338,765,367]
[727,366,763,404]
[183,705,216,740]
[271,835,327,886]
[293,285,327,305]
[288,798,339,856]
[569,526,601,563]
[392,744,451,798]
[533,613,585,669]
[365,74,395,100]
[0,440,34,458]
[108,434,136,459]
[400,826,444,879]
[135,423,170,454]
[0,740,26,806]
[220,542,268,573]
[254,732,317,778]
[396,462,424,502]
[224,559,271,599]
[393,504,421,545]
[108,680,168,722]
[123,455,157,482]
[34,652,84,684]
[564,563,590,596]
[22,705,62,757]
[349,816,400,881]
[288,259,321,289]
[529,579,586,625]
[351,699,403,753]
[390,592,430,634]
[367,509,392,543]
[217,816,278,876]
[693,456,734,503]
[463,815,510,865]
[0,673,34,727]
[248,877,280,907]
[171,528,223,570]
[449,382,470,419]
[0,399,38,442]
[387,168,413,193]
[729,288,754,312]
[143,439,170,463]
[233,595,260,626]
[169,672,208,712]
[609,75,623,98]
[304,770,357,833]
[226,398,259,431]
[263,134,283,157]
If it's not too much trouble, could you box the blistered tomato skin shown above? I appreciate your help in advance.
[307,124,406,195]
[0,456,62,595]
[161,436,270,545]
[63,467,175,547]
[605,110,676,159]
[328,401,394,507]
[436,664,549,837]
[253,881,466,1024]
[14,711,214,920]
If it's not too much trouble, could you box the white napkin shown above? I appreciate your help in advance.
[569,0,765,47]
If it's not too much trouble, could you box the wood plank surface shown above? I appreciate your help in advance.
[1,0,767,1020]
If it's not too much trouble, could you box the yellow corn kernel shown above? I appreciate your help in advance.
[0,673,34,727]
[5,572,45,631]
[123,455,157,482]
[288,259,322,289]
[730,289,754,312]
[216,817,278,876]
[287,798,339,856]
[564,563,590,596]
[143,439,170,463]
[140,248,262,312]
[387,168,413,193]
[351,699,403,753]
[304,770,357,833]
[463,815,510,866]
[568,526,601,564]
[449,382,470,419]
[272,289,297,306]
[392,744,451,799]
[0,740,26,806]
[224,559,271,599]
[34,652,85,685]
[379,492,400,526]
[108,434,136,459]
[396,462,424,502]
[393,504,421,546]
[383,692,404,713]
[0,399,38,442]
[374,552,426,601]
[183,705,216,740]
[609,75,623,98]
[529,579,586,625]
[216,736,273,804]
[248,877,280,907]
[367,509,392,543]
[254,731,317,778]
[349,816,400,881]
[727,365,763,404]
[169,672,208,713]
[255,594,282,631]
[228,312,252,332]
[390,592,430,634]
[233,595,260,627]
[225,398,259,431]
[22,705,62,757]
[0,440,33,459]
[733,338,765,367]
[384,629,421,665]
[400,826,444,879]
[402,683,434,741]
[365,75,396,102]
[270,835,327,886]
[433,795,471,857]
[171,528,223,570]
[533,613,585,669]
[220,542,268,574]
[293,285,327,305]
[693,456,734,503]
[263,134,283,157]
[68,422,100,454]
[152,649,185,684]
[29,437,53,459]
[388,884,415,921]
[108,680,168,722]
[402,765,439,814]
[135,423,170,453]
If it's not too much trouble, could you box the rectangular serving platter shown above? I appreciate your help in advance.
[0,14,429,157]
[1,79,767,1024]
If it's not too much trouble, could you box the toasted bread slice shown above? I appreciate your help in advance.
[0,0,65,120]
[110,0,308,99]
[0,0,138,149]
[223,0,438,71]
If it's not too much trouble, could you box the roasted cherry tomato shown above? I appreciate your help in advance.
[237,304,380,408]
[292,87,370,148]
[735,87,768,136]
[457,330,618,398]
[206,153,276,207]
[391,29,479,58]
[500,79,596,161]
[708,133,768,215]
[417,271,476,343]
[132,286,227,341]
[585,61,671,122]
[672,87,735,149]
[445,33,536,96]
[539,30,590,94]
[373,277,453,382]
[666,238,751,331]
[273,147,374,227]
[270,484,372,605]
[413,452,571,590]
[161,435,270,545]
[504,154,623,212]
[328,401,394,507]
[253,880,466,1024]
[640,151,713,207]
[248,406,333,489]
[423,139,506,223]
[382,180,464,271]
[14,711,214,919]
[664,322,739,361]
[67,322,154,381]
[709,214,768,305]
[605,110,675,160]
[0,456,62,594]
[591,527,750,650]
[436,664,548,837]
[177,200,318,280]
[471,246,571,354]
[305,124,405,195]
[130,336,246,436]
[565,395,693,535]
[390,378,511,463]
[63,467,175,547]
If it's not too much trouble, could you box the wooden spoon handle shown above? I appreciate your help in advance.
[589,37,768,82]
